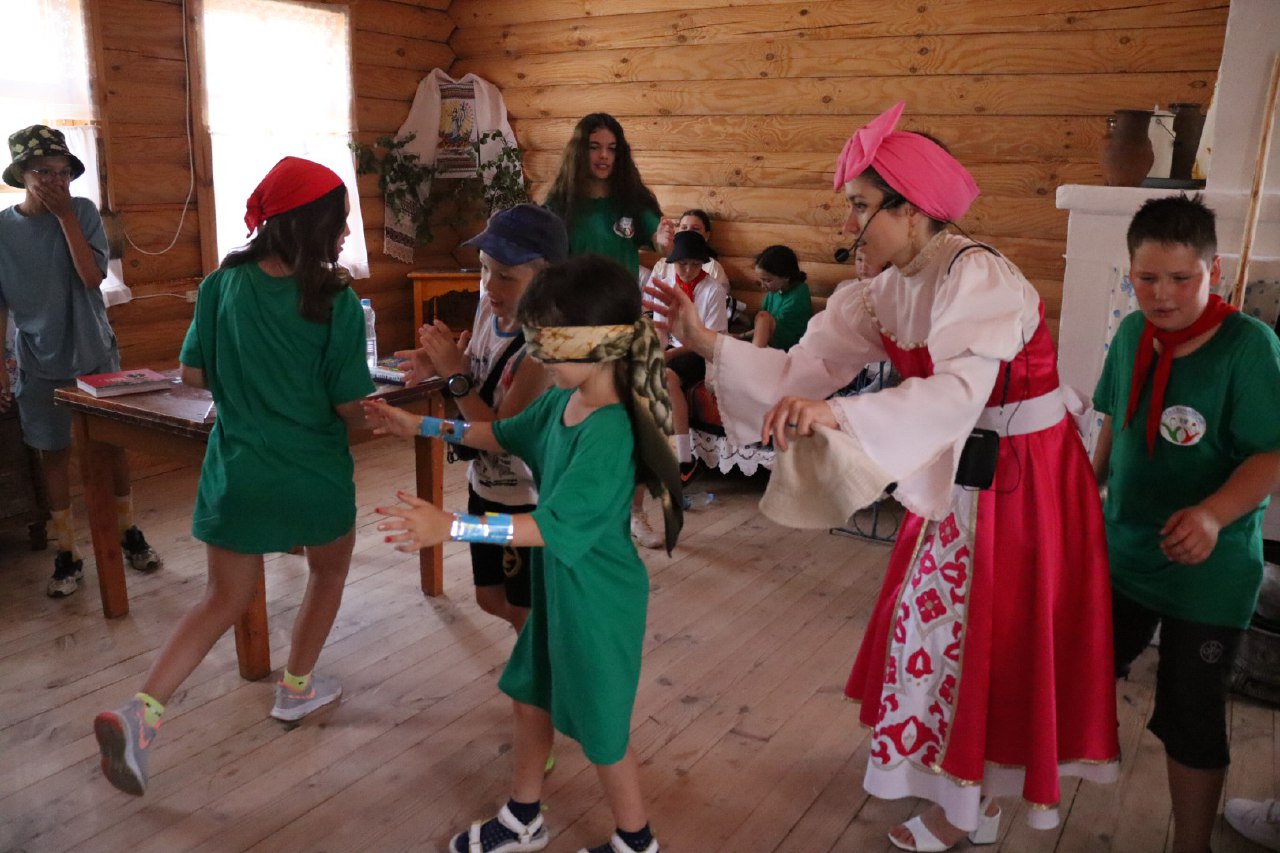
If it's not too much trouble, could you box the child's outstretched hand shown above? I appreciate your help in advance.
[1159,505,1221,565]
[361,398,421,438]
[376,490,451,552]
[393,340,437,385]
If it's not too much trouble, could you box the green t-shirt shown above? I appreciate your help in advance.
[179,263,375,553]
[762,281,813,351]
[546,194,660,277]
[1094,310,1280,627]
[492,385,648,764]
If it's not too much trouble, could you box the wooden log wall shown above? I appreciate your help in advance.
[88,0,454,368]
[449,0,1229,334]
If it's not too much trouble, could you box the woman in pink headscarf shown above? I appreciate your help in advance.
[648,103,1119,850]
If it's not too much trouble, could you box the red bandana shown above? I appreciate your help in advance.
[244,156,344,235]
[1123,294,1236,455]
[674,269,706,302]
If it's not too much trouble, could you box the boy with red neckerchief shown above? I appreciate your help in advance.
[1092,194,1280,853]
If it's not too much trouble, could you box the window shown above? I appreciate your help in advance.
[0,0,130,306]
[201,0,368,276]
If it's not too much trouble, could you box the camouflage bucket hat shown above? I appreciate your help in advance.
[3,125,86,188]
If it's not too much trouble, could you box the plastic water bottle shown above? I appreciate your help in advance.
[682,491,716,511]
[361,298,377,372]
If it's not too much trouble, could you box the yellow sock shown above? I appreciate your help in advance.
[282,670,311,692]
[50,509,80,560]
[135,692,165,727]
[115,494,134,537]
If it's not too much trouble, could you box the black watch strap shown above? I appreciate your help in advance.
[444,373,473,398]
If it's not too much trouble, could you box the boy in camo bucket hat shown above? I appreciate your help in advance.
[0,124,163,599]
[3,125,86,188]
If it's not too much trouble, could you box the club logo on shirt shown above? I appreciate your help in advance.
[1160,405,1206,447]
[613,216,635,239]
[1200,639,1224,664]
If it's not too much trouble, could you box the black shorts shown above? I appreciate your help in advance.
[466,488,535,609]
[667,351,706,390]
[1113,589,1243,770]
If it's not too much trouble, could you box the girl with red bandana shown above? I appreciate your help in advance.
[93,157,372,797]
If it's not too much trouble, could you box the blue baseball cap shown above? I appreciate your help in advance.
[464,203,569,266]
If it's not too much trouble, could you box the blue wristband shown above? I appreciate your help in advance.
[418,415,470,444]
[448,512,515,545]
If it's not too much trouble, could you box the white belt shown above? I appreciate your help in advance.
[975,387,1068,437]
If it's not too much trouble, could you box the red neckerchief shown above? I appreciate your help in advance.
[1123,294,1236,455]
[674,269,707,302]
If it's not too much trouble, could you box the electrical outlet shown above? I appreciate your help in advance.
[184,290,198,303]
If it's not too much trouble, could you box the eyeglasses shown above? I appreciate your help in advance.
[26,167,74,180]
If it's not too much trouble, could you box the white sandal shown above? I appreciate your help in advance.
[969,798,1001,845]
[888,800,1000,852]
[452,804,549,853]
[888,815,951,852]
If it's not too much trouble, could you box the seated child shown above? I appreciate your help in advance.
[1092,194,1280,853]
[749,245,811,350]
[649,208,729,289]
[633,229,727,547]
[0,125,163,598]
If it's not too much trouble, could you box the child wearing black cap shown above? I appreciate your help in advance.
[0,125,163,598]
[631,229,728,546]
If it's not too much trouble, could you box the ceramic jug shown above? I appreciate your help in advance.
[1170,103,1207,181]
[1101,110,1155,187]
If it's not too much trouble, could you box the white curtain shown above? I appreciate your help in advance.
[0,0,130,305]
[0,0,93,125]
[203,0,368,277]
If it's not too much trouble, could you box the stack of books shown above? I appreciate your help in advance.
[370,357,412,385]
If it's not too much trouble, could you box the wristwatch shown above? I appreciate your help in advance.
[443,372,474,398]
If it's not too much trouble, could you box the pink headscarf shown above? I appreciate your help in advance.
[832,102,980,223]
[244,156,344,235]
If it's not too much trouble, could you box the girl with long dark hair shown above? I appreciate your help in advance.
[544,113,669,278]
[94,157,374,796]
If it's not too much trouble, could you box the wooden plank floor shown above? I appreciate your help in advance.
[0,438,1275,853]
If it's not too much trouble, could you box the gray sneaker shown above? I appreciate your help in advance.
[121,526,163,573]
[270,673,342,721]
[94,697,158,796]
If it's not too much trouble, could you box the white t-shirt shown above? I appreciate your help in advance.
[649,263,730,347]
[465,304,537,506]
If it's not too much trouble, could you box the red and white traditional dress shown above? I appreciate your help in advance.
[710,232,1119,832]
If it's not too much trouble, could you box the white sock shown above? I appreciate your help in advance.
[675,434,691,463]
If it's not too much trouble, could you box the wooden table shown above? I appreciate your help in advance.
[408,270,481,333]
[55,374,446,681]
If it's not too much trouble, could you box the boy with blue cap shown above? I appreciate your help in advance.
[399,203,568,632]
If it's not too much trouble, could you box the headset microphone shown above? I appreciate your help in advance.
[832,194,903,264]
